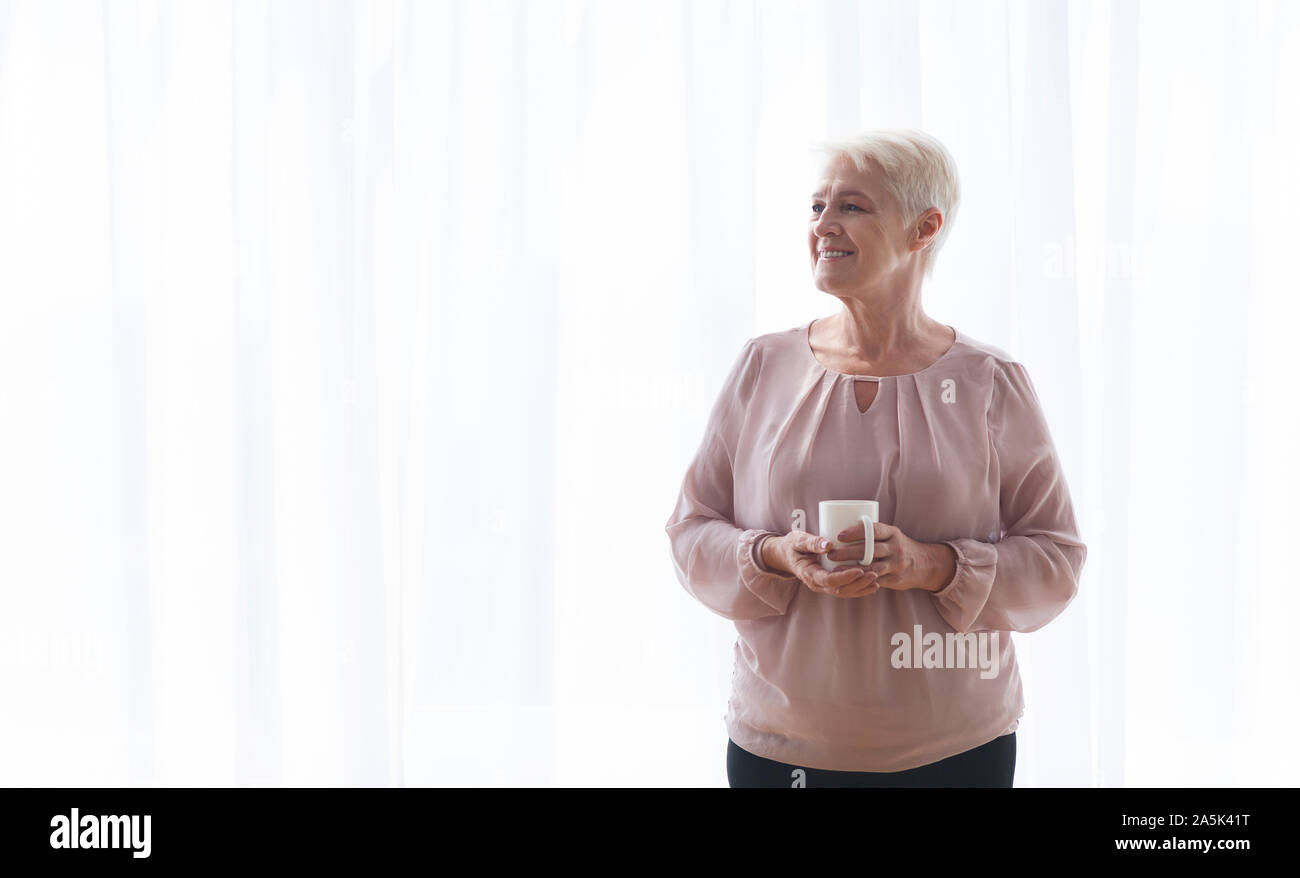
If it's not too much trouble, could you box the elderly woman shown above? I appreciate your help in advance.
[664,129,1087,788]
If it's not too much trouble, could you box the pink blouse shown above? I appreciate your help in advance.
[664,318,1087,772]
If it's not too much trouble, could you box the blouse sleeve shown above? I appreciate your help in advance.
[664,338,801,621]
[929,360,1087,633]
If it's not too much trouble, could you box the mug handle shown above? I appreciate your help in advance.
[857,514,875,565]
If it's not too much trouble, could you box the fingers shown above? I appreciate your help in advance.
[834,523,862,542]
[796,559,879,598]
[824,528,885,563]
[868,572,897,590]
[798,533,831,555]
[824,541,880,564]
[829,576,880,599]
[825,566,878,598]
[794,557,852,591]
[834,521,883,542]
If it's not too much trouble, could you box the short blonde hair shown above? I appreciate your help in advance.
[811,129,961,279]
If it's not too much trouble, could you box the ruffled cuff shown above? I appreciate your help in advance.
[736,528,800,614]
[930,538,998,633]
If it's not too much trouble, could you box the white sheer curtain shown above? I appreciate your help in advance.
[1,0,1296,787]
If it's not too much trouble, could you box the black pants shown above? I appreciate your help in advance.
[727,732,1016,788]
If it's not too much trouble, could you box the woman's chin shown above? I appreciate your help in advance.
[813,278,852,293]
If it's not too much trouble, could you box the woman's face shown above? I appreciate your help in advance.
[809,154,923,293]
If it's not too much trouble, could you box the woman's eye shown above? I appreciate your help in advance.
[811,204,862,213]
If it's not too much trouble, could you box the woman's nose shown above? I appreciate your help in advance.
[812,213,838,237]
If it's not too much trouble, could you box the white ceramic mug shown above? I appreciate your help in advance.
[818,500,878,572]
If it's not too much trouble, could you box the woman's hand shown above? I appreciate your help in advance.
[762,531,881,599]
[828,521,957,595]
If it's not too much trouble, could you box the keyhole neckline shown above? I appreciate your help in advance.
[803,317,962,380]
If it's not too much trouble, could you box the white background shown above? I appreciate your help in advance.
[1,0,1297,786]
